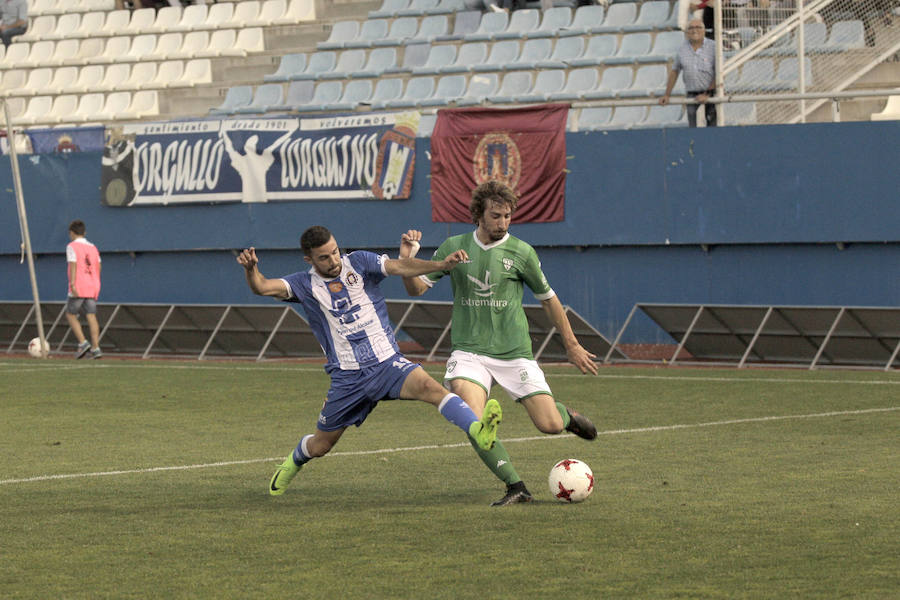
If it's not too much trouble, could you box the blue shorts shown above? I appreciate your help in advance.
[318,354,420,432]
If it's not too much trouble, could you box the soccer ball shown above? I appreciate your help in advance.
[549,458,594,503]
[27,337,49,358]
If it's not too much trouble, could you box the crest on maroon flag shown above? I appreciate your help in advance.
[473,132,521,190]
[430,104,569,223]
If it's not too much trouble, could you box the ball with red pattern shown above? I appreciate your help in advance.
[548,458,594,503]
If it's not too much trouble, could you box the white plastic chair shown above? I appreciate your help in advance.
[174,4,208,31]
[18,15,56,43]
[28,0,57,17]
[156,32,185,60]
[124,34,158,62]
[95,63,129,92]
[275,0,316,24]
[71,64,105,93]
[129,90,160,118]
[45,66,78,94]
[99,10,132,37]
[2,43,30,68]
[234,28,265,55]
[154,60,185,88]
[47,13,80,40]
[24,40,55,68]
[22,68,54,96]
[125,8,157,35]
[148,6,182,33]
[203,3,234,30]
[122,62,158,90]
[48,39,80,66]
[75,11,105,38]
[201,29,237,57]
[0,69,26,96]
[3,97,26,122]
[257,0,287,25]
[871,95,900,121]
[48,95,79,123]
[102,91,133,120]
[230,1,262,27]
[73,93,106,122]
[18,96,54,126]
[84,0,115,11]
[94,37,131,64]
[72,38,105,65]
[177,31,210,59]
[179,58,213,87]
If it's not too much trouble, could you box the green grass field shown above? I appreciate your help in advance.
[1,359,898,599]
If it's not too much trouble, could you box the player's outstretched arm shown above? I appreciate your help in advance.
[398,229,429,296]
[385,249,468,278]
[236,247,289,299]
[540,295,598,375]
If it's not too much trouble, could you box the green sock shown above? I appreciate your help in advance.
[467,436,521,486]
[556,402,571,429]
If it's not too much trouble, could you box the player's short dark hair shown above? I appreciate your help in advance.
[469,181,518,225]
[68,220,86,236]
[300,225,333,256]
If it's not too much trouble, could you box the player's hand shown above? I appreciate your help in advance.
[659,95,669,105]
[441,249,469,269]
[236,247,259,270]
[567,343,598,375]
[399,230,422,259]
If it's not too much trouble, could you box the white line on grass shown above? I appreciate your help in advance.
[2,361,898,385]
[2,406,897,487]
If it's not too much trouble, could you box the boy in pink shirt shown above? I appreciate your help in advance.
[65,220,102,359]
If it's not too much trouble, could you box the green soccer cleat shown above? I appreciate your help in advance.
[469,398,502,450]
[269,454,302,496]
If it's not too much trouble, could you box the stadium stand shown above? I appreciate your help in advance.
[0,0,891,129]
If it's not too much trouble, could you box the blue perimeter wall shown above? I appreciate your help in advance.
[1,121,898,344]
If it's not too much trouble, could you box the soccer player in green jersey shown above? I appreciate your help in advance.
[400,180,599,506]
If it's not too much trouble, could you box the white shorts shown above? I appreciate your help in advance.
[444,350,552,402]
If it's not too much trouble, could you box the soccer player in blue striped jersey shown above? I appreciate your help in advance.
[237,225,502,497]
[400,181,599,506]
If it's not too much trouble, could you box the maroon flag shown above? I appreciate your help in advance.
[430,103,568,223]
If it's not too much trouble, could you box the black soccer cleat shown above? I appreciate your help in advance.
[490,482,534,506]
[565,407,597,440]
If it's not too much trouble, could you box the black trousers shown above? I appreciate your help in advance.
[687,91,718,127]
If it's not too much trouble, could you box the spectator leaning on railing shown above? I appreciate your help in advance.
[660,18,718,127]
[0,0,27,48]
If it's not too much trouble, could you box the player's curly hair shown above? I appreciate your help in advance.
[469,180,518,225]
[300,225,333,256]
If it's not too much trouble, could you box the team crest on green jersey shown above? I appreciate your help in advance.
[502,258,513,271]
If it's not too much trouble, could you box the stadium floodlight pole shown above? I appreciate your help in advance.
[3,99,47,358]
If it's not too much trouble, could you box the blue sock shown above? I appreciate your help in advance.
[438,393,478,433]
[291,434,314,467]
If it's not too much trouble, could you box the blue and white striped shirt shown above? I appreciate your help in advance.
[673,37,716,93]
[281,251,399,372]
